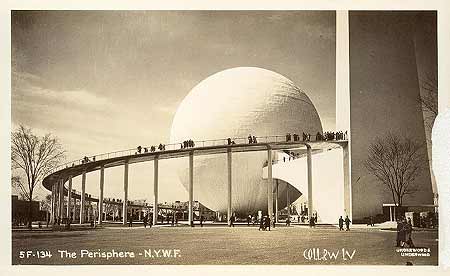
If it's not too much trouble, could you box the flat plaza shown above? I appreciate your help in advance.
[12,225,438,265]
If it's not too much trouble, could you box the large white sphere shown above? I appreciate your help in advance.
[170,67,322,215]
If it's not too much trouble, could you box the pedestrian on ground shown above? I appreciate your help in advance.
[229,214,235,227]
[143,215,148,228]
[339,216,344,231]
[345,215,351,231]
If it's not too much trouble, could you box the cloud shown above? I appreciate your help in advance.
[12,70,113,113]
[11,70,186,201]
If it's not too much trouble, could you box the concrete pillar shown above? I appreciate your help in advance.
[306,145,313,220]
[227,148,232,226]
[98,165,104,224]
[59,179,64,221]
[153,156,159,226]
[389,206,393,221]
[267,148,274,219]
[55,182,60,221]
[73,195,77,222]
[287,184,291,219]
[188,151,194,226]
[123,160,129,225]
[54,183,59,223]
[50,182,56,224]
[80,171,86,224]
[343,143,352,220]
[67,175,72,220]
[57,184,61,221]
[275,179,279,223]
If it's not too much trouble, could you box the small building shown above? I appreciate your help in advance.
[382,203,438,227]
[11,195,47,226]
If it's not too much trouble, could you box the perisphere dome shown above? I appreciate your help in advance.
[170,67,322,214]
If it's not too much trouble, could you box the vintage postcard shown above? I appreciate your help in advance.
[3,1,450,274]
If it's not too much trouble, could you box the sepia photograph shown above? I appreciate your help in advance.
[6,6,446,269]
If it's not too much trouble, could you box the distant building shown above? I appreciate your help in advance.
[11,195,47,226]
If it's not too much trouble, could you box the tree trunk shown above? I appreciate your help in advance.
[28,198,33,229]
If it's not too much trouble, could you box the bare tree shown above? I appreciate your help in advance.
[11,175,27,200]
[418,74,438,131]
[364,133,424,207]
[11,125,65,228]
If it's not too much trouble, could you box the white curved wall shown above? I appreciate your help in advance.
[263,148,345,223]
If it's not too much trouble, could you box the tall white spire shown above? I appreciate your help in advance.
[336,11,350,132]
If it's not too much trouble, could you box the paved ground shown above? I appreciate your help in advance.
[12,224,438,265]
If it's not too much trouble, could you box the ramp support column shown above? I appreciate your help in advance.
[80,171,86,224]
[50,183,56,224]
[67,175,72,220]
[98,166,104,224]
[306,144,313,220]
[287,184,291,220]
[153,156,159,226]
[123,160,129,225]
[227,148,232,226]
[275,179,279,223]
[267,148,274,221]
[188,151,194,226]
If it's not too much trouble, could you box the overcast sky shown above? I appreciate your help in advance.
[11,11,336,202]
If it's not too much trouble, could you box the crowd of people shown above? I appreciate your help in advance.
[258,215,272,231]
[135,145,158,154]
[134,139,198,155]
[227,138,236,145]
[247,134,258,144]
[316,131,347,141]
[142,214,152,228]
[81,156,95,164]
[181,139,195,149]
[338,215,352,231]
[77,130,350,167]
[285,133,301,142]
[309,214,318,227]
